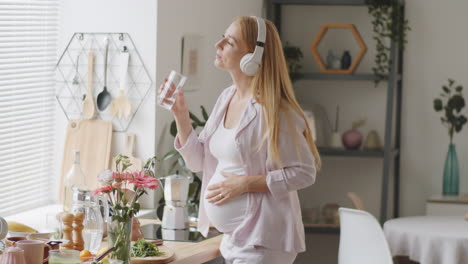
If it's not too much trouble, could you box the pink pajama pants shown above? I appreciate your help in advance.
[219,233,297,264]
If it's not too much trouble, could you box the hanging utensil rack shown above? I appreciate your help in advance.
[55,32,153,132]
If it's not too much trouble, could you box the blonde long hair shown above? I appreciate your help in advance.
[237,16,321,170]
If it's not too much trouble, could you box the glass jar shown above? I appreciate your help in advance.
[70,189,104,254]
[48,249,81,264]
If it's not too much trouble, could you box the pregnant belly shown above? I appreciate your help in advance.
[204,172,248,233]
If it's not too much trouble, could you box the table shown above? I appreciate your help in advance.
[2,205,223,263]
[384,216,468,264]
[426,195,468,216]
[159,235,222,264]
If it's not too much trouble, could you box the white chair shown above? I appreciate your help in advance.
[338,207,393,264]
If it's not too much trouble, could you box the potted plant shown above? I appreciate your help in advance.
[366,0,411,85]
[283,42,303,83]
[433,79,467,195]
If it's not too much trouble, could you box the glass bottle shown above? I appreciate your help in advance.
[63,150,88,212]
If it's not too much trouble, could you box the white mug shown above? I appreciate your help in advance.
[0,217,7,240]
[16,240,51,264]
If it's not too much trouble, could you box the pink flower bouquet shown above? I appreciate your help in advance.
[94,154,160,263]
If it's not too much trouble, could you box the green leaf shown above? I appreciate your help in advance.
[162,150,179,161]
[169,159,178,174]
[456,85,463,92]
[448,95,465,113]
[178,157,186,168]
[434,98,443,111]
[448,79,455,86]
[201,105,209,121]
[170,121,177,137]
[442,86,450,94]
[189,111,202,125]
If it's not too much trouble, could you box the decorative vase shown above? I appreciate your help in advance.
[326,49,335,68]
[341,50,352,70]
[107,218,132,264]
[363,130,383,151]
[332,56,341,69]
[330,131,343,148]
[443,144,459,195]
[342,129,363,150]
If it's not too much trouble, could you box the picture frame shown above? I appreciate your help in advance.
[181,35,204,91]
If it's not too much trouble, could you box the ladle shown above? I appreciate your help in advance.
[97,37,112,111]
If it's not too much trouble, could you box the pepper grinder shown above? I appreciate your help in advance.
[61,213,75,249]
[73,212,85,251]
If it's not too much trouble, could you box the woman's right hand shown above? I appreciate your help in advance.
[158,79,189,120]
[159,79,192,145]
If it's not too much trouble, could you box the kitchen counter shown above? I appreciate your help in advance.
[162,235,222,264]
[0,235,223,264]
[2,206,223,263]
[137,218,223,263]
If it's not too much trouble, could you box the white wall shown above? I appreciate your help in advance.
[55,0,157,206]
[401,0,468,216]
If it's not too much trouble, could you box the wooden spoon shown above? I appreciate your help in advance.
[82,51,95,119]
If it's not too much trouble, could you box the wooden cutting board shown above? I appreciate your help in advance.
[59,119,113,200]
[111,133,142,171]
[131,246,175,264]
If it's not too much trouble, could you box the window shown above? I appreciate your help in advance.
[0,0,58,216]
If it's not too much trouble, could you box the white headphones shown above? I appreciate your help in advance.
[240,16,266,76]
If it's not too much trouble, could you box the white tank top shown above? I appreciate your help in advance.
[204,112,248,233]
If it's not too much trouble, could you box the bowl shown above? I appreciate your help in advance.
[8,231,52,240]
[5,236,27,247]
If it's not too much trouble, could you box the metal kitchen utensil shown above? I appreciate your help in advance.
[97,38,112,111]
[110,48,131,119]
[82,51,96,119]
[72,54,80,86]
[160,173,193,230]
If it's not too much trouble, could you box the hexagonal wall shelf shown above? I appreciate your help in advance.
[310,24,367,74]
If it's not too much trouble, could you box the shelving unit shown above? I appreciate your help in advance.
[267,0,404,229]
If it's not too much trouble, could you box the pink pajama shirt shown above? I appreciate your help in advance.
[175,85,317,262]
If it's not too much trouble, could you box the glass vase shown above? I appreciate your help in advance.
[107,218,132,264]
[443,143,459,195]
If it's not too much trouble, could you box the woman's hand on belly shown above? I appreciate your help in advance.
[205,172,248,205]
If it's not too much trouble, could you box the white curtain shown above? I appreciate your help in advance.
[0,0,58,216]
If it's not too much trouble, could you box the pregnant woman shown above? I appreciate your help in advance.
[168,16,321,264]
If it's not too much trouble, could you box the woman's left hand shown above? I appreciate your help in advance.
[205,172,248,205]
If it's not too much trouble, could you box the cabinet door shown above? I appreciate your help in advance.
[426,202,468,216]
